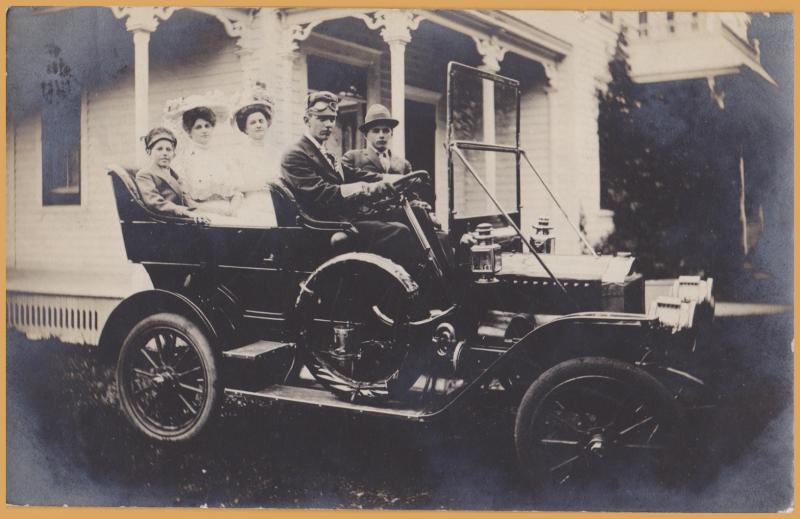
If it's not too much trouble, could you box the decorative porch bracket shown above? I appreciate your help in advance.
[357,10,425,156]
[542,60,559,91]
[192,7,266,90]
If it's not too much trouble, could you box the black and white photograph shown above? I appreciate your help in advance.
[5,6,793,512]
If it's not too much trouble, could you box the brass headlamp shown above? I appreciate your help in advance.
[530,216,555,254]
[470,223,502,283]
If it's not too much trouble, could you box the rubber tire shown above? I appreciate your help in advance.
[294,260,419,401]
[116,312,221,442]
[514,356,684,489]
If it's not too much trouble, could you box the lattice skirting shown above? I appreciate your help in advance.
[6,292,121,346]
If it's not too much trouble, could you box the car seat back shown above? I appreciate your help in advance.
[268,178,302,227]
[108,165,151,221]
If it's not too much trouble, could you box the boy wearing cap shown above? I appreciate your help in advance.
[135,128,195,217]
[281,92,419,269]
[341,104,412,177]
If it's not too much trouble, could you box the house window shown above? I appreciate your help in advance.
[666,11,676,33]
[41,93,81,206]
[638,12,649,37]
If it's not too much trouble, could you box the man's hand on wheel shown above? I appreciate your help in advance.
[409,199,431,212]
[363,179,396,198]
[404,175,425,186]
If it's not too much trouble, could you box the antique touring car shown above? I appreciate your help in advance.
[103,63,715,487]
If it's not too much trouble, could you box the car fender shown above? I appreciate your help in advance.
[491,312,657,377]
[419,312,661,419]
[98,289,221,364]
[490,312,711,409]
[297,252,419,301]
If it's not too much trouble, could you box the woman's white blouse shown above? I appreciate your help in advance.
[232,137,280,227]
[176,142,242,202]
[236,138,281,192]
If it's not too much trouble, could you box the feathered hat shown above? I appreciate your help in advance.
[232,82,275,132]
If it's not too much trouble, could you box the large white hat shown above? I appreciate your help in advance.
[162,90,231,134]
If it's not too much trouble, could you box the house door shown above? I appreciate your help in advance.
[405,99,436,204]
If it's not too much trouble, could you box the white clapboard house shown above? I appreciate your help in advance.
[6,7,771,344]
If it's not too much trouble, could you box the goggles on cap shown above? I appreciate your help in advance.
[306,91,339,113]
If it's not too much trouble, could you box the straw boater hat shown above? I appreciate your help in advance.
[162,90,231,135]
[232,82,275,132]
[359,104,399,133]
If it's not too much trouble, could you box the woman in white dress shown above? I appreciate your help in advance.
[230,86,280,227]
[174,105,244,217]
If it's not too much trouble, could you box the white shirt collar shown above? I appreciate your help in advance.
[304,131,326,151]
[368,143,390,157]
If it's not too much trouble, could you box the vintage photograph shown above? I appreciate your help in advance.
[6,6,793,511]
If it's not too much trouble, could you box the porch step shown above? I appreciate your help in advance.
[223,340,294,361]
[225,385,429,420]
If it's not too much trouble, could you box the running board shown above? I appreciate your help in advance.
[225,385,430,421]
[223,340,294,361]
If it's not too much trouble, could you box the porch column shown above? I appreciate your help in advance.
[360,10,423,157]
[474,35,508,211]
[112,7,175,166]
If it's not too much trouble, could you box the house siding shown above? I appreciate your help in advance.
[9,20,242,283]
[510,11,619,251]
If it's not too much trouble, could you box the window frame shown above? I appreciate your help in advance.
[40,90,89,212]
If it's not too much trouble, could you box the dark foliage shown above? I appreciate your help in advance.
[598,16,792,302]
[597,31,745,281]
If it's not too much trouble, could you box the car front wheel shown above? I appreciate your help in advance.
[514,357,684,489]
[116,312,221,442]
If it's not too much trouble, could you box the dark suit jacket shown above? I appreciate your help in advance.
[281,136,383,220]
[341,147,412,175]
[135,165,188,216]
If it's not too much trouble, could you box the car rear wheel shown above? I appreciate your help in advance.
[514,357,684,489]
[116,312,221,442]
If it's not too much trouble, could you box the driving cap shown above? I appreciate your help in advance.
[306,91,339,116]
[359,104,399,133]
[144,127,177,150]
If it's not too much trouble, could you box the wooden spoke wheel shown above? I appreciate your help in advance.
[514,357,684,488]
[116,313,221,442]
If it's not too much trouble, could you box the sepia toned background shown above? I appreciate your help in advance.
[5,6,794,512]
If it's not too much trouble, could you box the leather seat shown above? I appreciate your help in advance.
[267,179,302,228]
[268,179,357,252]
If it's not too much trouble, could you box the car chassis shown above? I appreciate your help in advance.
[103,63,715,487]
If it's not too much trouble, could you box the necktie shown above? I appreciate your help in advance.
[379,151,391,173]
[322,148,343,180]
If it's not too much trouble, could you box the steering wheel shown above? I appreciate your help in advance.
[389,170,430,195]
[369,170,430,211]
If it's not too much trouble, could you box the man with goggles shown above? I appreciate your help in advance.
[281,91,419,270]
